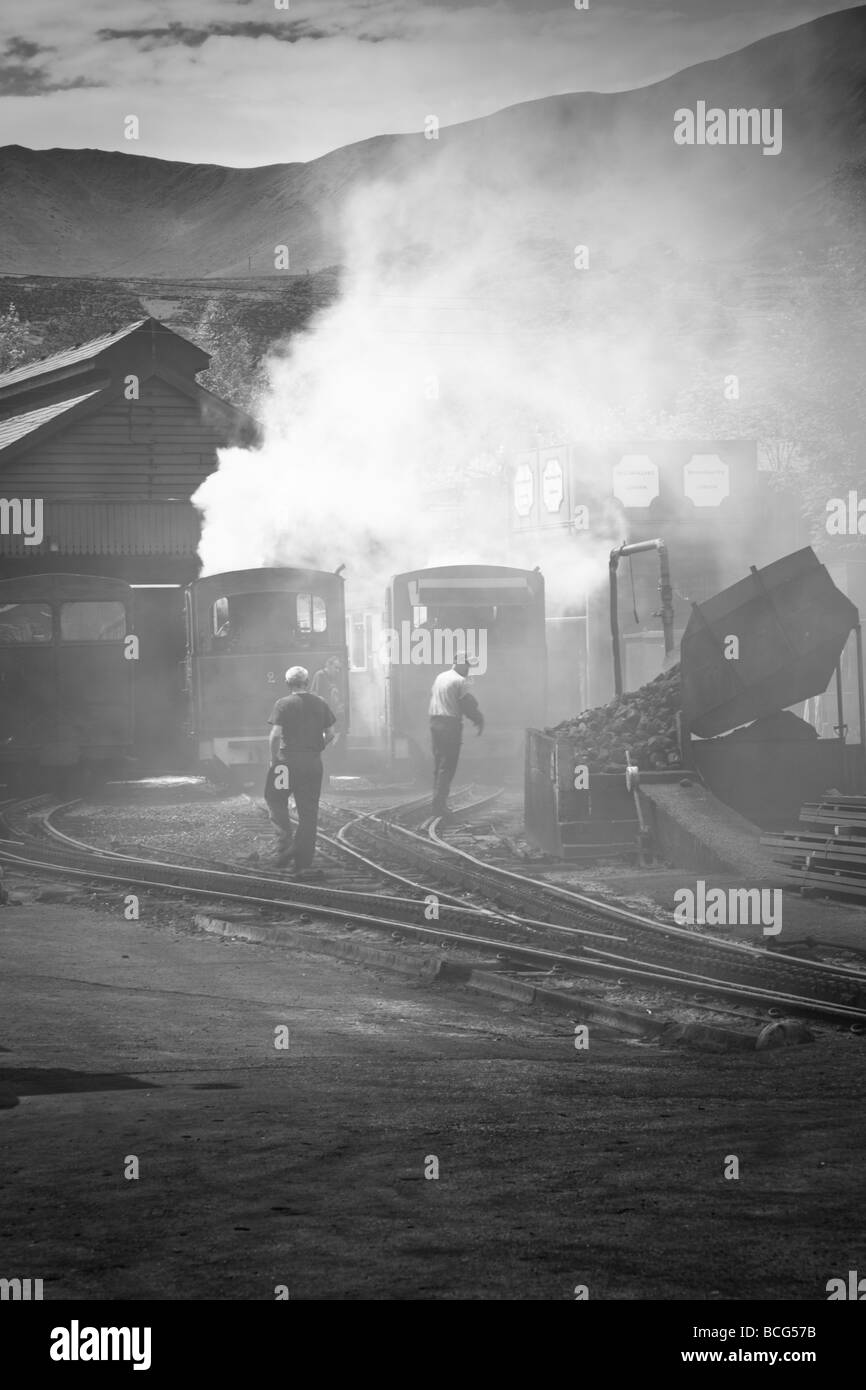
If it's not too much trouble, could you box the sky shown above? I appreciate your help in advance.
[0,0,861,167]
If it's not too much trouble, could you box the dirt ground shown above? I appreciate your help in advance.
[1,897,865,1301]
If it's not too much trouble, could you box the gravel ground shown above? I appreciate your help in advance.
[1,899,865,1301]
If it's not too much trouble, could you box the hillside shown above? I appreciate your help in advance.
[1,7,865,279]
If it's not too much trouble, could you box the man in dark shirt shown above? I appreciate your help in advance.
[264,665,336,876]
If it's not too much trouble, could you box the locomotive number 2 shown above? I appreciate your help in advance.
[266,671,277,684]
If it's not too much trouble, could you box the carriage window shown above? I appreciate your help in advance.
[60,601,127,642]
[297,593,327,634]
[0,602,53,644]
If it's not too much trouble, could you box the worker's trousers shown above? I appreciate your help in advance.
[264,753,323,870]
[430,715,462,816]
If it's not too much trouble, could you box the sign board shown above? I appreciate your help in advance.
[612,454,659,508]
[541,458,564,513]
[514,463,534,517]
[683,453,730,507]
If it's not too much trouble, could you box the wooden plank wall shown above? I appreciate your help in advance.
[0,377,227,500]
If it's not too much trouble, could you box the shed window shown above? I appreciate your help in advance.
[0,602,53,644]
[60,601,127,642]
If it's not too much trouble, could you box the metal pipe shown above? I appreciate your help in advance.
[657,541,675,665]
[856,625,866,786]
[834,658,847,792]
[834,659,846,743]
[609,550,622,696]
[609,539,674,697]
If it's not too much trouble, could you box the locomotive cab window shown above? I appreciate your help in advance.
[209,591,328,652]
[60,602,127,642]
[0,602,53,644]
[296,593,327,635]
[413,603,529,642]
[212,597,230,639]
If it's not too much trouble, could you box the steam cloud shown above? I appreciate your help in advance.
[191,153,669,608]
[192,74,852,612]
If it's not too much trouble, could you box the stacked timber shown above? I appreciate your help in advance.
[546,664,683,772]
[762,794,866,904]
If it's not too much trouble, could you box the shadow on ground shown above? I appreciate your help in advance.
[0,1066,157,1110]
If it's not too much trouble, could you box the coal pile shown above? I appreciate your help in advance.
[548,664,682,772]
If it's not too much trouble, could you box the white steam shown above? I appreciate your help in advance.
[191,157,660,604]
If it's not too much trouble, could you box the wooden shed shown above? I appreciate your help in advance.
[0,317,260,759]
[0,316,258,579]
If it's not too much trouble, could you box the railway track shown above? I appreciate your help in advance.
[3,785,865,1029]
[330,796,866,1015]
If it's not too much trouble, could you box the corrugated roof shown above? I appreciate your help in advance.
[0,502,201,557]
[0,391,101,452]
[0,320,150,390]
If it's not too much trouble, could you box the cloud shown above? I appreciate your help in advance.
[5,36,46,60]
[0,67,101,95]
[0,32,100,96]
[96,21,337,51]
[0,0,861,163]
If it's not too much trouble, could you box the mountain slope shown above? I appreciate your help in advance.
[1,6,865,277]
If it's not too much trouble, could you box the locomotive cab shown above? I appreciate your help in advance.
[386,565,547,782]
[185,568,349,776]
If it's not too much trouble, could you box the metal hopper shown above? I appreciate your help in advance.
[681,548,860,738]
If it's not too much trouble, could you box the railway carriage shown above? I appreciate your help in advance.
[185,567,349,775]
[0,572,134,788]
[385,564,547,777]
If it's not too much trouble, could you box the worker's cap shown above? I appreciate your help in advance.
[285,665,310,688]
[453,654,479,667]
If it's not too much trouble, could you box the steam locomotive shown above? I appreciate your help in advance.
[383,564,547,775]
[184,566,348,774]
[0,562,546,789]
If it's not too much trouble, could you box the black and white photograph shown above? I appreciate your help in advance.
[1,0,865,1344]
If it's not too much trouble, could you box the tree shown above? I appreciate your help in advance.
[0,303,31,373]
[192,298,263,413]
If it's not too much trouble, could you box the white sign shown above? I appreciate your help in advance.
[542,458,564,512]
[514,463,534,517]
[684,453,730,507]
[612,454,659,508]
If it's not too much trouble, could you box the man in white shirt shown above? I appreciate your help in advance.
[428,656,484,818]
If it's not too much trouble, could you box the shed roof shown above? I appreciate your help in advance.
[0,316,259,465]
[0,317,211,416]
[0,321,151,391]
[0,391,101,451]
